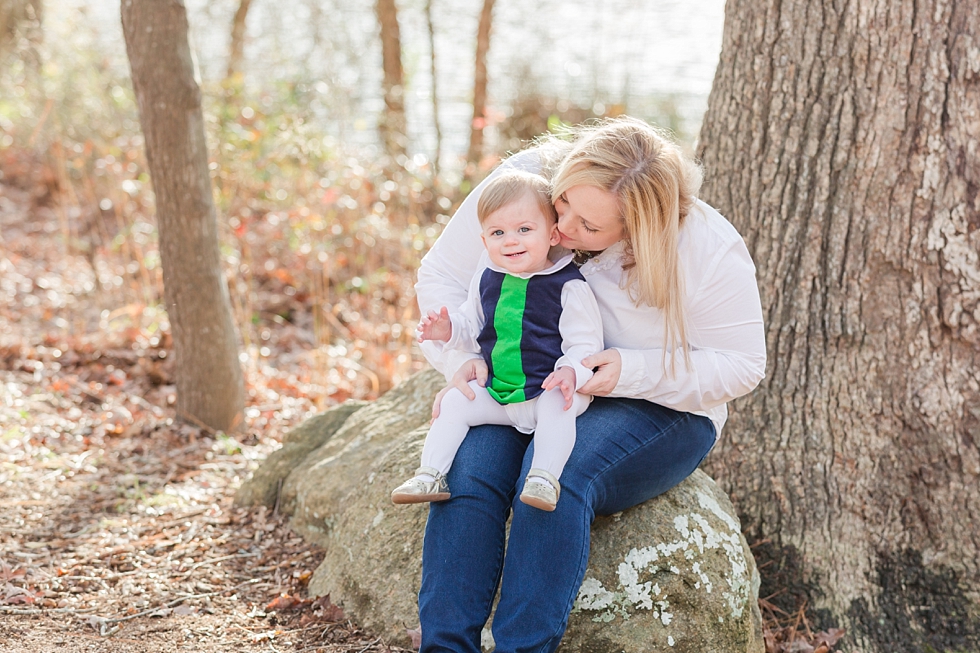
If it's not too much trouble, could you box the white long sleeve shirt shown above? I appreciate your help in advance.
[416,151,766,437]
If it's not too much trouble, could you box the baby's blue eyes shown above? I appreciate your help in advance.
[519,226,530,233]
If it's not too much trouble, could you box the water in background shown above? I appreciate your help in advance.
[52,0,726,169]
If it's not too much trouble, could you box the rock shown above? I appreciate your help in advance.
[237,369,763,652]
[234,400,367,508]
[561,470,764,653]
[278,369,446,529]
[304,423,431,643]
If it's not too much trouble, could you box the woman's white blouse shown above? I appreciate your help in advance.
[415,151,767,437]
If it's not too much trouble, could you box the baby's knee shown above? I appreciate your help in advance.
[538,386,565,406]
[536,387,579,416]
[440,386,475,412]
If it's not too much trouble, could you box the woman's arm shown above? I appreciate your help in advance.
[593,237,767,411]
[415,150,543,377]
[439,267,487,376]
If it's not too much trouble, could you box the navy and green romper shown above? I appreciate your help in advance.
[476,260,586,405]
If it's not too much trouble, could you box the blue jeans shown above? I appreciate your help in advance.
[418,397,717,653]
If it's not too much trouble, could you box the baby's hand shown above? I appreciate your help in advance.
[417,307,453,343]
[542,365,577,410]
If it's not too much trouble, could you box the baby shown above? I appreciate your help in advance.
[391,170,603,511]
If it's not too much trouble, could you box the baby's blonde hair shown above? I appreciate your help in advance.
[550,118,703,369]
[477,170,557,225]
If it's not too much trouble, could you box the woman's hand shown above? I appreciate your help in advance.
[579,349,622,396]
[431,358,489,420]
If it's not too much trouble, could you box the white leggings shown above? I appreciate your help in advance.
[420,381,591,482]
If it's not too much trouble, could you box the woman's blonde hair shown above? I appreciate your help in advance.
[548,118,703,368]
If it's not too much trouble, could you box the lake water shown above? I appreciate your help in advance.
[52,0,726,168]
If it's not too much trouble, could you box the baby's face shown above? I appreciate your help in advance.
[480,194,561,275]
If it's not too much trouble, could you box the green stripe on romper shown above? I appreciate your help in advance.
[488,274,528,404]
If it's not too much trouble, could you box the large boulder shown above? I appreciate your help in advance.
[236,369,764,652]
[234,400,366,508]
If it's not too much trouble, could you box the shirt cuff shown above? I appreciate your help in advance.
[555,356,594,391]
[610,347,650,397]
[444,312,468,351]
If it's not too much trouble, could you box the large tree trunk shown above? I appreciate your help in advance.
[466,0,494,171]
[122,0,245,433]
[697,1,980,652]
[376,0,406,159]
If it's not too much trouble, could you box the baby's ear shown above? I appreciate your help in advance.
[549,223,561,246]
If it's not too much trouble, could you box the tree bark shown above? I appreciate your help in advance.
[466,0,494,171]
[225,0,253,82]
[697,1,980,652]
[122,0,245,433]
[376,0,406,159]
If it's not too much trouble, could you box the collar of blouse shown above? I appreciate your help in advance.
[577,240,626,275]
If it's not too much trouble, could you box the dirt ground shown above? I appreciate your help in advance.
[0,176,412,651]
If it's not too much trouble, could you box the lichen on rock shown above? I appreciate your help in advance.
[562,476,764,653]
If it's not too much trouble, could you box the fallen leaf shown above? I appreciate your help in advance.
[265,594,301,611]
[814,628,845,648]
[2,583,36,605]
[0,563,26,582]
[251,629,278,643]
[406,626,422,650]
[312,594,345,621]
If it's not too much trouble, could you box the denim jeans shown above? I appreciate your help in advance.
[418,396,717,653]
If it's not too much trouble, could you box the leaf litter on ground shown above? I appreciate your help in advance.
[0,154,416,651]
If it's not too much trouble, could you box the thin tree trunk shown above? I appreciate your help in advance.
[0,0,26,55]
[466,0,494,171]
[225,0,253,82]
[122,0,245,433]
[425,0,441,183]
[0,0,42,71]
[697,1,980,652]
[376,0,406,159]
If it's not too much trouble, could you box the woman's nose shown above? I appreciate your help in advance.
[557,212,574,235]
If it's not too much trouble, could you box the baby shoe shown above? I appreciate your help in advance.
[391,466,451,504]
[519,469,561,512]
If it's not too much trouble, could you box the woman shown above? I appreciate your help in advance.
[415,117,766,652]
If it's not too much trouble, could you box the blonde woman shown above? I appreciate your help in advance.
[415,117,767,652]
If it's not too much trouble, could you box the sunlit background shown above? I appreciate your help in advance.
[9,0,725,166]
[0,0,726,407]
